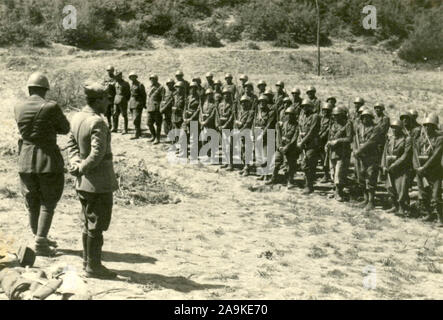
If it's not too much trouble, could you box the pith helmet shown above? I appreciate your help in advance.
[291,88,301,94]
[258,95,267,102]
[84,82,106,99]
[275,81,284,87]
[374,102,385,110]
[205,88,214,95]
[354,97,365,104]
[360,109,374,118]
[257,80,266,87]
[106,65,114,72]
[240,95,251,102]
[332,106,346,115]
[423,113,439,126]
[27,72,50,89]
[285,106,297,114]
[301,98,312,107]
[390,119,403,128]
[239,74,248,81]
[306,86,316,93]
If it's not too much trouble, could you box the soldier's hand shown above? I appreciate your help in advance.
[330,140,337,147]
[68,164,81,177]
[416,166,424,175]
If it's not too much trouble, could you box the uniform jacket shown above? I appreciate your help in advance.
[414,133,443,178]
[292,97,303,120]
[319,116,332,145]
[103,75,116,99]
[160,87,175,115]
[224,84,237,97]
[199,100,217,129]
[129,81,146,110]
[66,106,118,193]
[381,133,412,175]
[217,100,235,129]
[297,112,320,150]
[308,97,321,113]
[355,122,385,160]
[277,120,298,153]
[114,79,130,105]
[274,92,288,120]
[171,93,185,123]
[14,95,70,173]
[327,120,353,160]
[183,95,200,123]
[147,83,165,112]
[235,108,255,130]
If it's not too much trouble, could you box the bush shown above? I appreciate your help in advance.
[194,30,223,47]
[46,70,88,111]
[398,8,443,63]
[273,34,299,49]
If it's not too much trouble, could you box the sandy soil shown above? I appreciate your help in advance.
[0,42,442,300]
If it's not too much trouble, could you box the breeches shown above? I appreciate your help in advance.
[329,157,350,186]
[77,191,113,236]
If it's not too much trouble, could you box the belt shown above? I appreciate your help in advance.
[80,153,113,160]
[21,139,57,148]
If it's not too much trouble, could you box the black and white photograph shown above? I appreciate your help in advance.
[0,0,442,303]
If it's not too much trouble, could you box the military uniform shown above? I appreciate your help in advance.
[274,91,288,121]
[319,112,332,181]
[128,80,146,139]
[113,78,130,133]
[235,99,255,175]
[66,84,118,279]
[297,110,320,193]
[14,93,69,253]
[182,93,200,149]
[381,128,412,213]
[103,74,115,129]
[160,86,175,138]
[147,82,165,143]
[217,97,235,168]
[291,96,303,120]
[327,118,353,199]
[308,97,321,114]
[253,101,277,176]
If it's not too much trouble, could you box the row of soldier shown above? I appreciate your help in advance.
[103,67,442,225]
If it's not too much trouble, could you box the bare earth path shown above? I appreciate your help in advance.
[0,43,442,299]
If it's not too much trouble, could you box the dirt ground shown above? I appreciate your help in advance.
[0,41,442,300]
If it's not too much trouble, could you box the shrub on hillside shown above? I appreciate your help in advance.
[194,30,223,48]
[273,34,299,49]
[398,8,443,62]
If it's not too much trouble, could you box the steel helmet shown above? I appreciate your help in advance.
[306,86,316,93]
[360,109,374,118]
[275,81,284,87]
[205,72,214,78]
[240,95,251,102]
[258,95,267,102]
[390,119,403,129]
[285,106,297,114]
[354,97,365,104]
[326,96,337,103]
[291,88,301,94]
[166,78,175,84]
[215,80,222,86]
[332,106,346,115]
[374,102,385,110]
[224,73,233,79]
[149,74,158,80]
[409,109,418,118]
[192,76,201,82]
[423,113,439,126]
[400,111,412,120]
[175,70,184,76]
[174,81,185,88]
[27,72,50,89]
[264,89,273,96]
[257,80,266,87]
[239,74,248,81]
[301,98,312,107]
[128,71,138,79]
[189,81,198,88]
[106,65,114,72]
[245,82,254,88]
[222,87,231,94]
[205,88,214,95]
[283,97,291,104]
[322,102,334,110]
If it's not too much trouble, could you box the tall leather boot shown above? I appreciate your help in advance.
[425,201,438,222]
[265,168,279,185]
[154,126,161,144]
[365,189,375,211]
[148,124,156,142]
[302,171,314,195]
[111,116,118,133]
[82,233,88,270]
[122,117,129,134]
[34,236,56,257]
[286,170,296,189]
[335,185,344,202]
[85,234,116,280]
[107,115,112,130]
[386,197,399,213]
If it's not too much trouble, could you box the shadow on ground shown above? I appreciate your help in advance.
[58,249,158,264]
[115,269,226,293]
